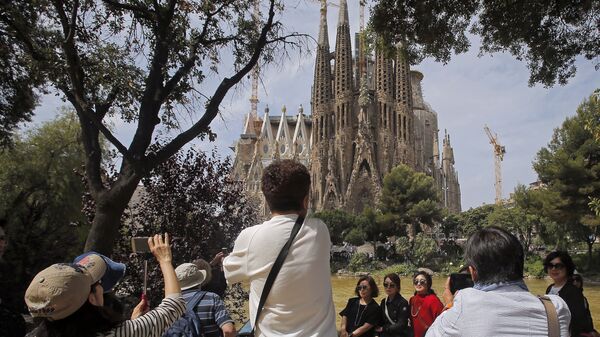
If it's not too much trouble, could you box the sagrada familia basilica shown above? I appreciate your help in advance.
[232,1,461,217]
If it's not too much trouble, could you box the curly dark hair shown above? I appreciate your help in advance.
[544,251,576,277]
[261,160,310,212]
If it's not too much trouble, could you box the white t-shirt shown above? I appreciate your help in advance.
[548,285,563,295]
[223,214,337,337]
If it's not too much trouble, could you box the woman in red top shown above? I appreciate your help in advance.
[409,271,444,337]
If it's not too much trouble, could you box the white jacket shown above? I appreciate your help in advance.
[223,214,337,337]
[426,285,571,337]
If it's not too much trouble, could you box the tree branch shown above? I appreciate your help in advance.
[149,0,278,166]
[102,0,154,21]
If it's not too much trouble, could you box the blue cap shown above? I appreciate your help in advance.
[73,251,126,293]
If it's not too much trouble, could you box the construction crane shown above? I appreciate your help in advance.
[484,125,506,204]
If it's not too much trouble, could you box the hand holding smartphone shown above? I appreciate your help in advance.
[449,273,474,294]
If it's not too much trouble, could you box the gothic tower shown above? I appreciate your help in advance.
[311,1,334,208]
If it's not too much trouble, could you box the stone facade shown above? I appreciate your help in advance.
[232,0,461,217]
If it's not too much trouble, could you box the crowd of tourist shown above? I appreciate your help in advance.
[1,159,599,337]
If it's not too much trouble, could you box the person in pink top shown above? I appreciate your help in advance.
[409,271,444,337]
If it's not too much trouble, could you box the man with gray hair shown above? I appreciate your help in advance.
[426,226,571,337]
[163,262,236,337]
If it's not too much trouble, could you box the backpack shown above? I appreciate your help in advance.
[162,291,207,337]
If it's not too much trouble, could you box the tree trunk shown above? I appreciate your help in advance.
[84,176,140,255]
[587,240,594,270]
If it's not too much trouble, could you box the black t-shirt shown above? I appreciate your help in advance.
[339,297,381,337]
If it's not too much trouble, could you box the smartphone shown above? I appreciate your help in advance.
[131,237,151,253]
[221,247,228,255]
[449,273,474,294]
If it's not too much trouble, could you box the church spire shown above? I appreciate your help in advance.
[334,0,353,97]
[312,1,333,109]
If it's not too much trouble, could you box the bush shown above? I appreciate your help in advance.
[413,233,438,266]
[378,262,415,276]
[345,227,366,246]
[348,252,371,272]
[524,255,546,278]
[394,237,411,262]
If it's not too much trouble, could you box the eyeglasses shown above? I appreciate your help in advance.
[413,279,427,286]
[356,285,369,291]
[383,282,397,288]
[545,262,565,270]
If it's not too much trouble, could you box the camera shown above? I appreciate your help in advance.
[449,273,474,294]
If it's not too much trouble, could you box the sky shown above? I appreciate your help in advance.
[30,1,600,210]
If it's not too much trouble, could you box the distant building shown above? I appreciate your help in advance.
[232,0,461,217]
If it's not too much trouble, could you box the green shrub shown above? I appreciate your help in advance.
[348,252,371,272]
[524,255,546,278]
[413,233,438,266]
[378,262,415,276]
[344,227,366,246]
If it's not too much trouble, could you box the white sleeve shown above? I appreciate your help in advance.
[223,227,254,284]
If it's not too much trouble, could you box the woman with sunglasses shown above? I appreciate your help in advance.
[409,271,443,337]
[544,251,596,337]
[375,273,410,337]
[339,276,381,337]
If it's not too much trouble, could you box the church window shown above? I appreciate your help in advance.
[280,144,286,153]
[263,144,269,153]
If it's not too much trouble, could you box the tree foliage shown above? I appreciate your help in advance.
[459,204,494,238]
[380,164,442,238]
[534,90,600,267]
[0,112,88,312]
[111,148,256,316]
[0,0,304,254]
[412,232,438,266]
[314,209,360,245]
[370,0,599,86]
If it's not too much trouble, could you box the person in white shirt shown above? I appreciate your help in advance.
[223,159,337,337]
[426,226,571,337]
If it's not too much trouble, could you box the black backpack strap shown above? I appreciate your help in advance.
[252,215,305,333]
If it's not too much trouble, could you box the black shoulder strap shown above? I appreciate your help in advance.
[252,215,305,333]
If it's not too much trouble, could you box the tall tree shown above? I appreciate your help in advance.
[512,184,568,250]
[485,204,535,257]
[370,0,599,87]
[111,148,256,311]
[0,112,88,311]
[379,164,442,239]
[534,91,600,268]
[0,0,304,254]
[459,204,494,238]
[314,209,359,245]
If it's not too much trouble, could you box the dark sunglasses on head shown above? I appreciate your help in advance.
[413,279,427,286]
[383,282,397,288]
[356,285,369,291]
[545,262,565,270]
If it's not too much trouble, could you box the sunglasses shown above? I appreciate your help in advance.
[383,282,397,288]
[413,279,427,286]
[356,285,369,291]
[545,262,565,270]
